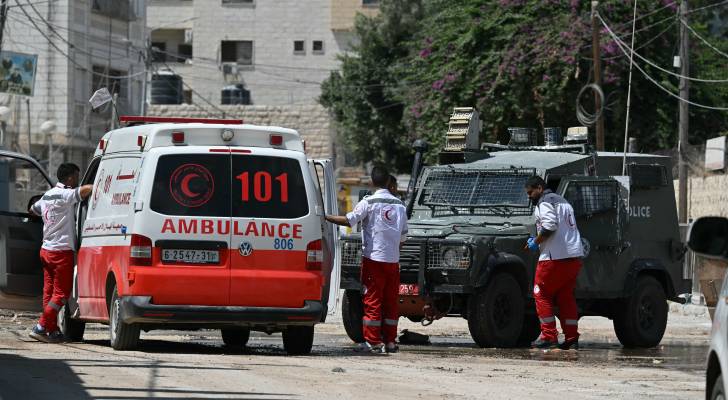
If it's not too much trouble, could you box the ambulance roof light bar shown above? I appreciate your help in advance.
[119,116,244,127]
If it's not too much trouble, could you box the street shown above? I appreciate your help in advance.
[0,304,710,400]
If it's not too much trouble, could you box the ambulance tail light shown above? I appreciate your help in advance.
[270,134,283,146]
[306,239,323,270]
[171,131,185,144]
[130,234,153,266]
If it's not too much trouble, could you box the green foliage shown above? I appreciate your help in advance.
[321,0,728,169]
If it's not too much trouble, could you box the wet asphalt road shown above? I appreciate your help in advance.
[0,310,712,399]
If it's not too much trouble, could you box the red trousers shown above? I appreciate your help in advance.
[38,249,74,333]
[534,258,582,342]
[361,257,400,345]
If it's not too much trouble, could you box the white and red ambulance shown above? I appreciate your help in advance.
[59,116,340,354]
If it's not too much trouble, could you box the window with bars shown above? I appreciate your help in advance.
[293,40,305,55]
[419,169,532,207]
[563,181,618,217]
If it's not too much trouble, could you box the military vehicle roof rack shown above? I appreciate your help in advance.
[481,142,591,155]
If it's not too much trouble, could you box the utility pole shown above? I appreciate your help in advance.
[678,0,690,223]
[0,0,8,51]
[592,1,605,151]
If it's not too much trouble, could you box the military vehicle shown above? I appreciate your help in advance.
[340,107,690,348]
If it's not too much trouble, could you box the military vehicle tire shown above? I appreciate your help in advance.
[710,374,725,400]
[467,273,524,348]
[58,303,85,342]
[517,312,541,347]
[221,328,250,347]
[282,325,314,355]
[109,286,140,351]
[342,289,364,343]
[613,275,668,348]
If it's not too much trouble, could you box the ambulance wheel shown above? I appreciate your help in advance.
[342,289,364,343]
[613,275,668,348]
[221,329,250,347]
[58,303,85,342]
[109,286,140,351]
[282,325,314,355]
[467,273,524,348]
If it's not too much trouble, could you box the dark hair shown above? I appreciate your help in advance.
[388,174,397,186]
[57,163,80,182]
[371,166,390,187]
[525,175,546,189]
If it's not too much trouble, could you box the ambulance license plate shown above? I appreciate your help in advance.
[162,249,219,264]
[398,284,419,296]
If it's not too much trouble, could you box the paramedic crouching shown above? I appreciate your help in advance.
[524,176,584,350]
[29,163,93,343]
[325,166,407,354]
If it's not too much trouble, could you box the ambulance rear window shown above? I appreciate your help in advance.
[231,155,309,219]
[150,154,231,217]
[150,154,309,219]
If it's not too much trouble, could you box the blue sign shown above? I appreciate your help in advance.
[0,51,38,96]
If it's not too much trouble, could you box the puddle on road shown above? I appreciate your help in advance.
[397,336,709,370]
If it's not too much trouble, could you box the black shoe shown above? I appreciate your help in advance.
[559,338,579,350]
[531,337,558,349]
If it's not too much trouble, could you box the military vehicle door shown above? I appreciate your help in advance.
[557,177,624,296]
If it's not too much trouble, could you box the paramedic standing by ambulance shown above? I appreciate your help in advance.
[28,163,93,343]
[326,167,407,354]
[524,176,583,350]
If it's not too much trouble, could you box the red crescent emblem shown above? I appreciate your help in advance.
[180,174,201,198]
[385,209,393,221]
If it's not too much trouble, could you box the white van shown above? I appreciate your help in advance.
[61,116,340,354]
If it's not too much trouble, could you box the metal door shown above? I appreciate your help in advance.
[0,151,52,297]
[313,159,341,315]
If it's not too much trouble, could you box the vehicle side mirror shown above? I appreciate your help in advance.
[687,217,728,259]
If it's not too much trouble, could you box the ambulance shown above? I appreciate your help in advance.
[59,116,340,354]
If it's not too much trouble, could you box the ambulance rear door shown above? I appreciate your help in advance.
[313,159,340,316]
[229,149,322,308]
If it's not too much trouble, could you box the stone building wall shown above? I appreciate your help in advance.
[147,104,334,159]
[674,175,728,220]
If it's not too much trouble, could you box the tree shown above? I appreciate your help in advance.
[322,0,728,168]
[319,0,424,172]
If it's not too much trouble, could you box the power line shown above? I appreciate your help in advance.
[598,13,728,111]
[680,18,728,59]
[13,0,145,80]
[686,0,728,14]
[602,14,728,83]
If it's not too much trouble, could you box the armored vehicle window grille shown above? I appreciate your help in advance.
[418,168,533,216]
[564,181,618,217]
[341,239,362,267]
[628,164,667,188]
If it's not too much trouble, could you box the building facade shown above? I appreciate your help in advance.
[147,0,379,107]
[0,0,146,170]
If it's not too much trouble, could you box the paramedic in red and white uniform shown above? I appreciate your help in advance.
[326,167,407,354]
[524,176,584,350]
[28,163,93,343]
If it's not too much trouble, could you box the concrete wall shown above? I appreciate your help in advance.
[330,0,380,31]
[674,175,728,220]
[147,0,366,106]
[147,104,334,159]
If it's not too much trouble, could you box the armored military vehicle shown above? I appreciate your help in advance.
[340,108,690,348]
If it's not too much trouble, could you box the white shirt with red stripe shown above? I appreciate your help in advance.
[534,190,584,261]
[31,183,82,251]
[347,189,408,263]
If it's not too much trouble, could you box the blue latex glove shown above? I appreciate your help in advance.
[526,237,539,252]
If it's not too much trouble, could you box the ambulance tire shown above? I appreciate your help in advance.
[613,275,668,348]
[282,325,314,355]
[109,287,140,351]
[58,303,85,342]
[341,290,364,343]
[221,329,250,347]
[467,273,524,348]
